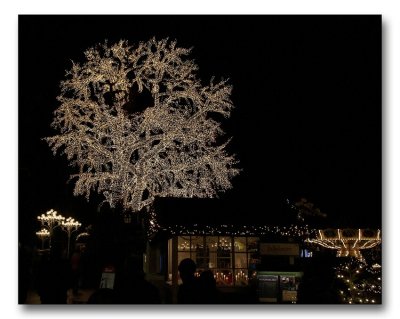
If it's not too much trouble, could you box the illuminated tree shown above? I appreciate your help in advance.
[335,258,382,304]
[45,38,239,215]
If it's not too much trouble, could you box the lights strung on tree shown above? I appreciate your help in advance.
[335,258,381,304]
[147,206,160,236]
[45,38,240,217]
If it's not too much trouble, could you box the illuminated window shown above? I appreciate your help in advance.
[171,235,259,286]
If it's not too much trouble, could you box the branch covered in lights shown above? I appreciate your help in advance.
[45,38,240,214]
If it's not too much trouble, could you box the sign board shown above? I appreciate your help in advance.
[282,290,297,302]
[260,243,299,256]
[99,265,115,289]
[257,275,278,303]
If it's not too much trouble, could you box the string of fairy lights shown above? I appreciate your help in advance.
[149,222,317,239]
[335,258,381,304]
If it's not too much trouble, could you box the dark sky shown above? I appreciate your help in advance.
[19,15,381,243]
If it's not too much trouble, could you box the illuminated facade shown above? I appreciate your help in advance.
[153,229,306,303]
[149,198,381,303]
[167,235,259,287]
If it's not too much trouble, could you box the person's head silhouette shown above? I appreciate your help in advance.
[126,255,145,275]
[178,258,196,283]
[200,270,216,287]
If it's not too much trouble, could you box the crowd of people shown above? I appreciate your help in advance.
[87,257,221,304]
[21,245,223,304]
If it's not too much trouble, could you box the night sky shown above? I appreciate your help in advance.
[19,15,381,244]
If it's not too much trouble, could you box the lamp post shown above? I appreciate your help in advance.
[35,228,50,249]
[37,209,65,250]
[61,217,81,257]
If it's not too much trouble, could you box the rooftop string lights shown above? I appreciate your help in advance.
[153,224,317,238]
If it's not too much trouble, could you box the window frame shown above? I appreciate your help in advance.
[174,235,259,287]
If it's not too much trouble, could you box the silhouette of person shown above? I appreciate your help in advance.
[198,270,219,303]
[113,255,161,304]
[18,243,32,304]
[87,288,118,304]
[177,258,201,304]
[70,247,81,295]
[35,249,72,304]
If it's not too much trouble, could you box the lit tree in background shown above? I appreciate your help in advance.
[45,38,239,217]
[335,258,382,304]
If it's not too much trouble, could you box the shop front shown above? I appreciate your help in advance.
[256,242,303,303]
[257,271,302,303]
[159,234,304,303]
[167,235,260,287]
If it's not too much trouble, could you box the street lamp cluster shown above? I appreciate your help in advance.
[35,228,50,249]
[61,217,82,257]
[36,209,82,257]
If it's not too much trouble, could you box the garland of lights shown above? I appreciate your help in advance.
[45,38,239,215]
[149,223,317,238]
[305,229,381,259]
